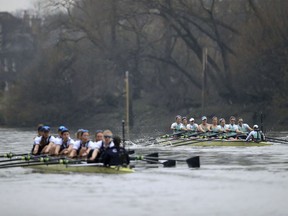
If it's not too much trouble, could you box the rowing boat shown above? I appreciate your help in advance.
[25,163,134,174]
[155,138,272,147]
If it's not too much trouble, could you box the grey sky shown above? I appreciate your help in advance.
[0,0,32,12]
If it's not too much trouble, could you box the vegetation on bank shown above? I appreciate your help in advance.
[0,0,288,133]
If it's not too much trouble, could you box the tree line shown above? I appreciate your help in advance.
[1,0,287,132]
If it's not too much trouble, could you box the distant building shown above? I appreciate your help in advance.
[0,11,39,91]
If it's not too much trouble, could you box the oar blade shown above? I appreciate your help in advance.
[127,150,135,155]
[163,160,176,168]
[145,153,158,164]
[186,156,200,168]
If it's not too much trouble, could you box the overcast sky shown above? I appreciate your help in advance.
[0,0,32,12]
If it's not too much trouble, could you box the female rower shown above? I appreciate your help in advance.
[237,118,252,134]
[182,117,188,130]
[210,116,220,133]
[217,118,229,132]
[187,118,198,132]
[198,116,211,133]
[47,125,67,155]
[227,116,241,133]
[75,128,85,140]
[88,130,115,162]
[32,126,56,155]
[69,130,94,158]
[35,124,44,138]
[95,130,104,142]
[226,116,241,139]
[170,115,184,132]
[54,128,75,155]
[33,124,44,145]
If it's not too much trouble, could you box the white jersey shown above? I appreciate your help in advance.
[227,124,239,132]
[246,130,262,141]
[217,124,229,131]
[34,136,41,145]
[55,137,75,146]
[187,123,198,131]
[53,137,62,145]
[171,122,184,131]
[210,125,220,132]
[34,135,56,145]
[92,140,115,150]
[73,140,95,150]
[238,123,251,133]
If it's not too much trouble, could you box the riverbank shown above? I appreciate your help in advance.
[0,98,287,139]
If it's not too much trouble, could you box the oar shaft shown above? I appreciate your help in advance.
[0,152,30,158]
[0,156,65,168]
[0,157,82,169]
[161,131,208,146]
[266,137,288,142]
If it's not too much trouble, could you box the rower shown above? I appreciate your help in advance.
[75,128,85,140]
[217,118,229,132]
[246,125,265,142]
[187,118,198,132]
[182,117,188,130]
[226,116,241,139]
[237,118,252,134]
[55,126,66,141]
[69,130,94,158]
[32,126,56,155]
[88,130,115,162]
[198,116,211,133]
[95,130,104,142]
[210,116,220,132]
[101,135,130,166]
[48,125,67,155]
[36,124,44,137]
[33,124,44,143]
[54,128,75,155]
[170,115,184,133]
[227,116,240,132]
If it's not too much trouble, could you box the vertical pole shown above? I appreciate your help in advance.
[260,112,264,132]
[122,120,125,148]
[125,71,130,140]
[202,48,207,114]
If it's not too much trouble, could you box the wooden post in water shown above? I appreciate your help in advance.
[260,112,264,132]
[125,71,130,139]
[201,48,208,114]
[122,120,125,148]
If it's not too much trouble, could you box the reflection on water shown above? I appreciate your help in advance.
[0,128,288,216]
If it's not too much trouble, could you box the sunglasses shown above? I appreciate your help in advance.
[104,135,112,138]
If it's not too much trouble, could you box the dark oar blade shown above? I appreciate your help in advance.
[127,150,135,155]
[145,152,158,164]
[163,160,176,168]
[186,156,200,168]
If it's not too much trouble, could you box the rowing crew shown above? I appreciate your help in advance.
[32,125,130,166]
[171,115,265,142]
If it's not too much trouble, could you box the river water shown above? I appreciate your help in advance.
[0,128,288,216]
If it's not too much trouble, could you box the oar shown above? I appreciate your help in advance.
[131,153,200,168]
[172,132,237,147]
[166,131,223,147]
[0,152,31,159]
[0,157,82,169]
[135,153,176,167]
[0,159,80,169]
[266,137,288,144]
[0,154,46,164]
[152,131,190,144]
[0,155,67,168]
[159,131,207,146]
